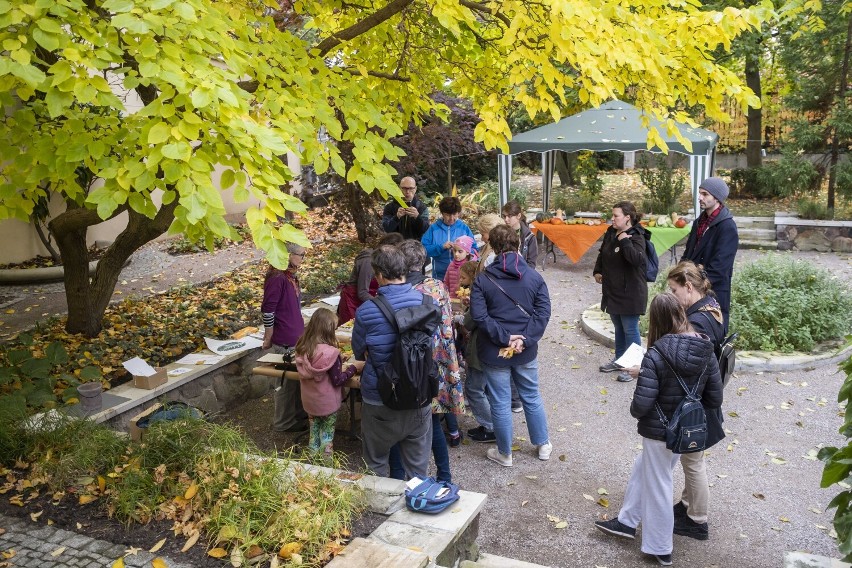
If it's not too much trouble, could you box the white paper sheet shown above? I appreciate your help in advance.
[122,357,157,377]
[614,342,646,369]
[174,353,225,366]
[320,295,341,307]
[167,367,193,376]
[256,353,286,364]
[204,336,263,356]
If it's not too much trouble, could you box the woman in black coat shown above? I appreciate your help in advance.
[593,201,649,382]
[666,261,725,541]
[595,293,723,567]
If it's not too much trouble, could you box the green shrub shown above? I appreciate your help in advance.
[576,151,603,198]
[818,349,852,562]
[753,149,821,198]
[638,154,686,214]
[731,254,852,352]
[797,198,833,220]
[474,180,528,212]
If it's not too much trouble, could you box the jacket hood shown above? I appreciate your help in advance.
[355,249,372,262]
[652,333,715,377]
[708,205,733,226]
[489,251,528,280]
[297,344,340,377]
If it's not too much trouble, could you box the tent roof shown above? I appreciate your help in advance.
[507,100,718,156]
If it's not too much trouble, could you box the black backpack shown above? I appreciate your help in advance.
[371,294,441,410]
[652,347,708,454]
[700,312,738,387]
[644,234,659,282]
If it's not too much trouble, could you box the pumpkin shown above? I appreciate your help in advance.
[550,218,564,225]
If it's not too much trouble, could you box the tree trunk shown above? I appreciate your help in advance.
[49,201,178,337]
[745,45,763,169]
[828,13,852,210]
[554,152,577,186]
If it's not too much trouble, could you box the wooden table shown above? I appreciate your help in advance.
[531,222,609,265]
[252,365,362,440]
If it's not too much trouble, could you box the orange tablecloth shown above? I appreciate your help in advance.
[531,222,609,264]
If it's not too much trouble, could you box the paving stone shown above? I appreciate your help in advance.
[61,533,94,549]
[28,526,55,539]
[85,538,117,555]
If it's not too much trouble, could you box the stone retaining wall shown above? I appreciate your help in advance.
[776,214,852,253]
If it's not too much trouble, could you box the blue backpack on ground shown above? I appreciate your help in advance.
[644,233,659,282]
[405,477,460,514]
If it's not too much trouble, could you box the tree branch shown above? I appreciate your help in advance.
[457,0,511,28]
[344,68,410,81]
[315,0,415,57]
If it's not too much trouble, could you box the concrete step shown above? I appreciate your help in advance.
[461,552,552,568]
[783,551,851,567]
[734,216,775,230]
[739,239,778,250]
[326,537,430,567]
[738,228,776,241]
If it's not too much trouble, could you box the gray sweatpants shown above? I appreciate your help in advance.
[270,344,307,431]
[361,402,432,478]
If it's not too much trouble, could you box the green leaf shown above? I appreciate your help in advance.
[45,341,68,365]
[35,17,61,33]
[32,28,59,51]
[220,168,235,189]
[148,122,171,144]
[20,357,50,379]
[162,142,191,161]
[12,63,46,87]
[7,349,30,365]
[79,366,102,381]
[138,60,159,78]
[190,88,212,109]
[102,0,134,11]
[111,13,149,34]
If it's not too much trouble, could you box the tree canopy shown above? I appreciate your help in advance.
[0,0,776,334]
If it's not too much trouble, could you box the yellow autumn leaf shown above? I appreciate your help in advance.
[278,542,303,559]
[111,558,125,568]
[208,548,228,558]
[149,538,166,553]
[181,531,199,552]
[151,558,168,568]
[98,476,106,493]
[184,482,198,500]
[78,494,97,505]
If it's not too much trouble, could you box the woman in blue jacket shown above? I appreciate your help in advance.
[421,196,475,280]
[470,224,552,468]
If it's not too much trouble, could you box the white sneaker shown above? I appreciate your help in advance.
[537,441,553,461]
[487,448,513,467]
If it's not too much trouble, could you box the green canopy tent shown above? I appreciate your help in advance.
[497,100,719,216]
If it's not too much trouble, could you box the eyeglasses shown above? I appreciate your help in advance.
[400,186,416,190]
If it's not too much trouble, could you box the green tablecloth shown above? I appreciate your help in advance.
[647,224,692,255]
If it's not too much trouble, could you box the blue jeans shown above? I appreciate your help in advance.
[610,314,641,358]
[482,360,550,456]
[389,414,452,482]
[464,366,492,431]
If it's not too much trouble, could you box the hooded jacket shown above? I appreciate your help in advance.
[681,206,738,317]
[593,224,648,315]
[631,333,724,441]
[518,221,539,268]
[470,251,551,367]
[296,344,356,417]
[421,219,476,280]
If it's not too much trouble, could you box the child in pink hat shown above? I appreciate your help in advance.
[444,235,479,299]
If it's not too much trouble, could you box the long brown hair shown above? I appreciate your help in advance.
[646,292,692,347]
[295,308,338,357]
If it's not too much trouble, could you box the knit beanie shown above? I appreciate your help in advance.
[700,177,729,203]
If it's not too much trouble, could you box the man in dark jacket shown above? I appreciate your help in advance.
[381,177,430,240]
[352,245,434,478]
[682,177,738,332]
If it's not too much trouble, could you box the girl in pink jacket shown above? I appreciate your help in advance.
[444,235,479,299]
[295,308,362,456]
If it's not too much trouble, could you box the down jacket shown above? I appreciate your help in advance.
[631,333,723,441]
[470,251,551,368]
[296,344,356,418]
[352,283,433,405]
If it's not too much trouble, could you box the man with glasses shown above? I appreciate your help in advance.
[382,177,430,240]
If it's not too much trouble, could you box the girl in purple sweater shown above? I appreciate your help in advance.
[295,308,364,456]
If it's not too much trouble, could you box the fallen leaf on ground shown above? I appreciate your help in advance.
[50,546,65,557]
[151,558,168,568]
[521,500,529,507]
[111,559,124,568]
[149,538,166,553]
[184,483,198,500]
[29,511,42,521]
[583,494,595,501]
[208,548,228,558]
[181,531,199,552]
[279,542,303,559]
[554,521,568,529]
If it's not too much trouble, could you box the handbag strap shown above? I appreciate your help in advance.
[651,345,705,425]
[483,273,531,317]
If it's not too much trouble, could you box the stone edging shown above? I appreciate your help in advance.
[0,260,99,284]
[580,304,852,372]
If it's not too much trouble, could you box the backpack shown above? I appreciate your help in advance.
[652,347,707,454]
[405,477,460,514]
[371,293,441,410]
[699,312,738,388]
[644,234,659,282]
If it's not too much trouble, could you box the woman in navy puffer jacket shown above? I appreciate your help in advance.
[595,293,723,567]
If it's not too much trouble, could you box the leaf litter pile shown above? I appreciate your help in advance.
[0,413,366,567]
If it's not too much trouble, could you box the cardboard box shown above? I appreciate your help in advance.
[133,367,167,389]
[128,403,162,442]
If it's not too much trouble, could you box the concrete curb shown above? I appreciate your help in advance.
[580,303,852,372]
[0,260,99,284]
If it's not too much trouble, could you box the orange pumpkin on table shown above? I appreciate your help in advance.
[550,218,564,225]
